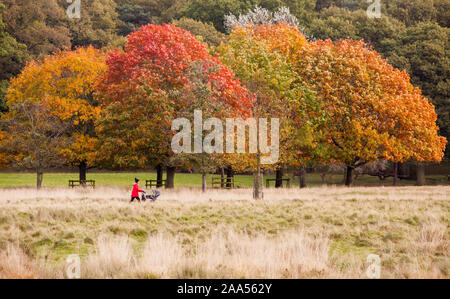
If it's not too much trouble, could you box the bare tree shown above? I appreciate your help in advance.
[224,6,301,33]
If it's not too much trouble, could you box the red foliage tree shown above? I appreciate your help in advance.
[96,24,251,187]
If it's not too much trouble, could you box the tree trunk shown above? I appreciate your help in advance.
[393,162,398,186]
[398,162,409,179]
[202,172,206,192]
[79,161,87,184]
[416,162,425,186]
[345,166,355,187]
[220,167,225,188]
[166,166,175,189]
[156,164,163,187]
[225,166,233,189]
[201,155,206,192]
[275,168,283,188]
[36,170,43,189]
[253,153,263,199]
[299,166,307,188]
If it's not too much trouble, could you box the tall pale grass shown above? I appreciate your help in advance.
[79,230,329,279]
[83,236,135,278]
[190,230,329,278]
[0,244,36,279]
[416,222,448,254]
[138,234,186,278]
[0,244,62,279]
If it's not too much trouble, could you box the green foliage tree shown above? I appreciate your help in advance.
[383,0,444,27]
[217,25,316,198]
[434,0,450,28]
[314,0,334,11]
[116,2,155,36]
[0,2,29,114]
[173,18,226,46]
[183,0,254,32]
[1,0,71,57]
[307,6,405,54]
[0,82,9,113]
[115,0,187,35]
[63,0,123,48]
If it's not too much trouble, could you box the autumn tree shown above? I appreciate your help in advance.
[1,47,107,183]
[387,22,449,157]
[295,40,446,186]
[302,6,449,159]
[217,25,317,197]
[174,60,250,192]
[95,23,250,188]
[248,23,328,188]
[223,13,307,188]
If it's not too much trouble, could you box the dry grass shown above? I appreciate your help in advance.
[0,186,448,278]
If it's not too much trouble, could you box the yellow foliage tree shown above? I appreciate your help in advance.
[1,47,106,186]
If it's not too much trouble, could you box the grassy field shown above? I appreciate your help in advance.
[0,172,448,188]
[0,186,448,278]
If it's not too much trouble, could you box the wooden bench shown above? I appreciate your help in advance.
[69,180,95,188]
[212,176,234,189]
[265,178,291,188]
[146,179,166,188]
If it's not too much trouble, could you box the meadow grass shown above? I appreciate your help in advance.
[0,186,448,278]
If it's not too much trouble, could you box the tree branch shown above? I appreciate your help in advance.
[331,137,344,150]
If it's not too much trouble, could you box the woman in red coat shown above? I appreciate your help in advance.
[130,178,144,202]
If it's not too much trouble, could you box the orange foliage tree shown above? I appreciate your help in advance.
[234,24,446,187]
[294,40,447,186]
[0,47,107,186]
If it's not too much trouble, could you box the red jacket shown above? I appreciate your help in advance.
[131,183,143,197]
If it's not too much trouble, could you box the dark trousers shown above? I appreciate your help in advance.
[130,196,140,202]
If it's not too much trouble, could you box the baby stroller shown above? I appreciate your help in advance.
[141,190,161,202]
